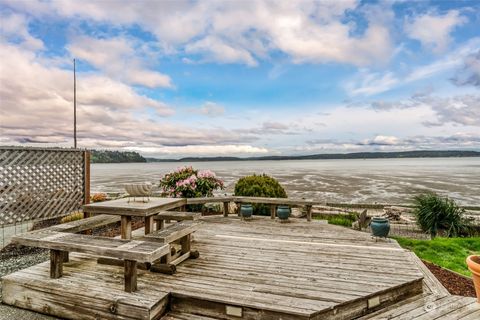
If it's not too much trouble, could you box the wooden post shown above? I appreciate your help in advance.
[223,201,229,217]
[181,234,191,254]
[145,216,154,234]
[83,151,91,218]
[62,251,69,263]
[121,216,132,240]
[156,219,165,230]
[50,250,63,279]
[270,204,276,219]
[306,205,312,222]
[124,260,137,292]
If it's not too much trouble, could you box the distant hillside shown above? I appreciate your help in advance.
[91,150,146,163]
[146,150,480,162]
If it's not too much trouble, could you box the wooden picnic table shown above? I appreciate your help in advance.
[83,197,186,239]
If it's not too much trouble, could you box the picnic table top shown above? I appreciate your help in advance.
[83,197,187,217]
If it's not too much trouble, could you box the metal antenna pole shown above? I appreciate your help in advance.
[74,58,77,149]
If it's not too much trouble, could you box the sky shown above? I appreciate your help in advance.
[0,0,479,158]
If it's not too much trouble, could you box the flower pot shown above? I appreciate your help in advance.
[466,255,480,302]
[370,217,390,237]
[240,204,253,218]
[277,205,291,220]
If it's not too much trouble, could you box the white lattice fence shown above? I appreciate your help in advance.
[0,147,88,226]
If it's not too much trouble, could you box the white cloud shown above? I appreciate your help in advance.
[126,145,269,156]
[346,38,480,96]
[452,50,480,87]
[68,35,172,88]
[345,71,399,96]
[0,12,44,50]
[189,101,226,117]
[185,36,258,66]
[360,135,399,146]
[3,0,395,67]
[405,10,467,53]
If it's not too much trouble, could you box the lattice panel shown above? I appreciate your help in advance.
[0,148,86,226]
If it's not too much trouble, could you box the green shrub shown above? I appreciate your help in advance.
[413,193,470,238]
[234,174,287,215]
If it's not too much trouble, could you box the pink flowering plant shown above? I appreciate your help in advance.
[159,166,224,198]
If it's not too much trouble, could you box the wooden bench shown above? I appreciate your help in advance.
[48,214,121,233]
[11,230,170,292]
[143,220,201,274]
[153,211,201,230]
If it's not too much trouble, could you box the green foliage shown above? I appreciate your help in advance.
[90,150,146,163]
[413,193,470,238]
[395,237,480,277]
[315,213,358,227]
[234,174,287,215]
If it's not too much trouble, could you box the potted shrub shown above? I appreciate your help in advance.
[370,217,390,238]
[240,204,253,219]
[276,205,290,220]
[467,255,480,302]
[234,174,287,215]
[159,166,224,211]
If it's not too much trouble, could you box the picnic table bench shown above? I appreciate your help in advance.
[11,230,170,292]
[143,220,202,274]
[153,211,201,230]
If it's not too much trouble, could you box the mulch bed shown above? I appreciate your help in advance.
[423,260,476,297]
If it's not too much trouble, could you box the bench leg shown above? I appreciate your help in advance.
[180,234,191,253]
[124,260,137,292]
[62,251,69,263]
[50,250,63,279]
[270,204,276,219]
[223,201,229,217]
[145,216,154,234]
[121,216,132,240]
[156,219,165,230]
[306,205,312,222]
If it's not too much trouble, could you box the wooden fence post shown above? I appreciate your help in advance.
[83,150,91,218]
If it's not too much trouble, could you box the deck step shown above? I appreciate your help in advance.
[358,294,480,319]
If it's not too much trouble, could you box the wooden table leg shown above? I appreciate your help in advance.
[124,260,137,292]
[121,216,132,240]
[145,216,154,234]
[50,250,63,279]
[270,204,276,219]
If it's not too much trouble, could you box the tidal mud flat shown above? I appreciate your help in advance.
[91,157,480,206]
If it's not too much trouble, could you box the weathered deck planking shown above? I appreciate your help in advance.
[359,294,480,319]
[3,216,428,319]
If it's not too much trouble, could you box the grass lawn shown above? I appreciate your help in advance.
[314,213,357,227]
[395,237,480,277]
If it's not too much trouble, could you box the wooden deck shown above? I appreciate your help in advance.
[2,216,477,319]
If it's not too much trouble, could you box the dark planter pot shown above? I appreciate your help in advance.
[277,205,291,220]
[370,217,390,237]
[240,204,253,218]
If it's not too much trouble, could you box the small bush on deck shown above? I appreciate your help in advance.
[234,174,287,215]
